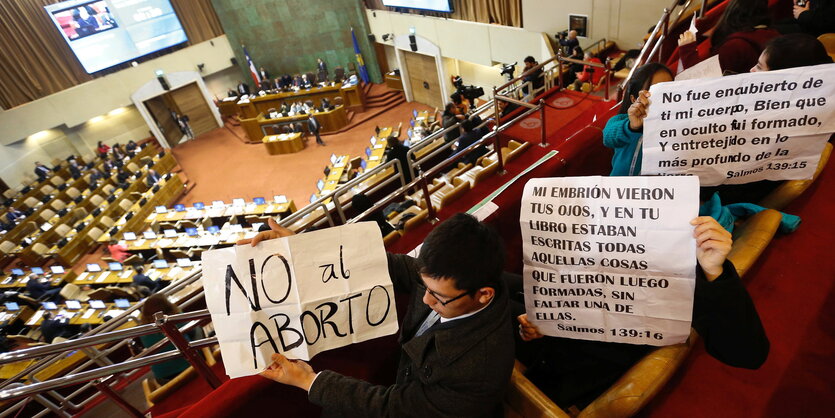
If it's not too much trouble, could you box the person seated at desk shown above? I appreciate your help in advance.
[111,144,126,161]
[259,79,273,92]
[34,161,51,181]
[105,240,129,263]
[40,312,78,343]
[251,214,515,417]
[96,141,110,156]
[68,160,82,180]
[125,140,138,155]
[237,80,250,96]
[111,156,124,169]
[292,122,305,133]
[227,87,238,98]
[133,266,162,294]
[139,294,199,384]
[320,97,332,111]
[5,207,25,224]
[301,74,313,89]
[89,167,104,183]
[279,102,290,115]
[292,74,303,89]
[281,74,293,89]
[101,160,114,175]
[116,169,131,186]
[145,169,161,187]
[26,274,60,301]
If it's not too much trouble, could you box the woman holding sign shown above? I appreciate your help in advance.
[603,63,674,176]
[515,216,769,409]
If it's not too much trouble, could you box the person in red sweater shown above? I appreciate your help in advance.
[96,141,110,156]
[679,0,779,75]
[105,240,129,262]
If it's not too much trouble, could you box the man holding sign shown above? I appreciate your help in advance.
[514,176,768,409]
[246,215,514,417]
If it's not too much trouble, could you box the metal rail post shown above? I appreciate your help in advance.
[539,99,548,148]
[91,378,143,418]
[155,313,222,389]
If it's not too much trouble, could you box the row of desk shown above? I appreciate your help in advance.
[240,105,349,145]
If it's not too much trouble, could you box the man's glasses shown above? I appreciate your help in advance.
[415,279,470,306]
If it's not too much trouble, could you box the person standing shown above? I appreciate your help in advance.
[307,115,325,146]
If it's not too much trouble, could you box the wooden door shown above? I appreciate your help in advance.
[167,83,218,137]
[374,42,390,76]
[144,97,182,147]
[403,51,442,108]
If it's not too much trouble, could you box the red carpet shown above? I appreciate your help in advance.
[642,150,835,418]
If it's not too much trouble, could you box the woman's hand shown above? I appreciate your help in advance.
[627,90,651,131]
[678,30,696,47]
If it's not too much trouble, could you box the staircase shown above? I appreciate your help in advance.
[340,83,406,130]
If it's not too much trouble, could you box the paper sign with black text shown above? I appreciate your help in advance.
[642,63,835,185]
[521,176,699,345]
[202,222,398,378]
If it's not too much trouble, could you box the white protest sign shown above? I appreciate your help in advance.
[202,222,398,378]
[520,176,699,346]
[642,63,835,185]
[676,55,722,82]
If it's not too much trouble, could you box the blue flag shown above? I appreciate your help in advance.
[351,28,370,83]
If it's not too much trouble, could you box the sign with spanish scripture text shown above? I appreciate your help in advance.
[521,176,698,346]
[202,222,398,378]
[643,63,834,185]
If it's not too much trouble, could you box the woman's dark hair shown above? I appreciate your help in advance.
[711,0,770,50]
[763,34,832,71]
[140,294,180,324]
[443,102,456,116]
[619,63,673,114]
[418,213,504,293]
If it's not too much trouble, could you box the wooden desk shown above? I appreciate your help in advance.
[97,173,185,243]
[144,200,296,224]
[239,105,349,144]
[216,98,239,118]
[121,227,257,252]
[0,270,75,290]
[385,73,403,91]
[263,133,304,155]
[239,85,343,119]
[71,264,199,288]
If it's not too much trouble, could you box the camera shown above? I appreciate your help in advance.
[556,30,568,39]
[449,75,485,103]
[500,63,517,81]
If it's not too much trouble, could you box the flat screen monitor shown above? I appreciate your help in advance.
[361,159,368,169]
[44,0,188,74]
[174,204,186,212]
[10,269,24,276]
[316,179,325,191]
[251,222,264,231]
[108,262,123,271]
[309,193,318,204]
[230,224,243,232]
[381,0,453,13]
[88,299,106,309]
[370,137,377,145]
[4,302,20,311]
[163,229,177,238]
[232,198,246,207]
[193,202,205,210]
[86,263,102,272]
[212,200,225,207]
[208,225,220,234]
[42,301,58,310]
[114,298,130,308]
[185,227,198,236]
[65,300,82,310]
[123,231,137,240]
[143,231,157,239]
[253,197,266,205]
[330,153,337,165]
[152,259,168,269]
[51,265,66,274]
[155,205,167,213]
[31,267,45,275]
[176,258,192,267]
[365,147,372,157]
[274,195,288,204]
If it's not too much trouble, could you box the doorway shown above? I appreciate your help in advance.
[403,51,443,108]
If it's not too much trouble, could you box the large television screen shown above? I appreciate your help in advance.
[45,0,188,74]
[381,0,453,13]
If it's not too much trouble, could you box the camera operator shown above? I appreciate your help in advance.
[558,30,580,54]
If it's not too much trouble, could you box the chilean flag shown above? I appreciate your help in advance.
[243,45,261,86]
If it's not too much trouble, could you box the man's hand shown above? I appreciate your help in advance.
[259,353,317,391]
[627,90,651,131]
[691,216,732,281]
[517,314,544,342]
[236,217,295,246]
[793,1,810,19]
[678,30,696,47]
